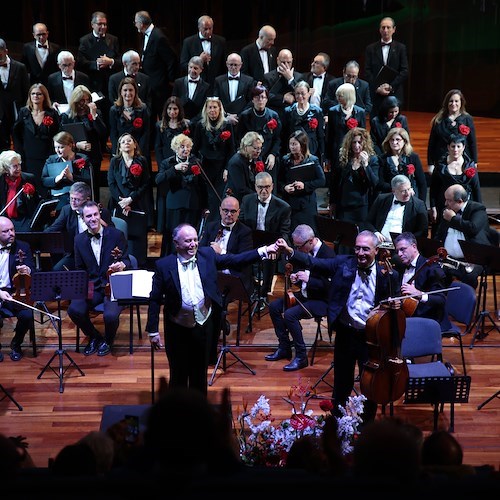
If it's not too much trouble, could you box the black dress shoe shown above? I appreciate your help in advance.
[9,347,23,362]
[83,338,99,356]
[97,342,111,357]
[283,357,308,371]
[265,348,292,361]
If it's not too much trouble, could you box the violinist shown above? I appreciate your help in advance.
[276,230,400,421]
[0,216,35,362]
[67,201,130,357]
[267,224,334,371]
[394,232,447,323]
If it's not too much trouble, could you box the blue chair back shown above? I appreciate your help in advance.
[402,317,443,359]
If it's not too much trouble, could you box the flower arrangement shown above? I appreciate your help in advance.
[266,118,278,133]
[235,380,366,467]
[132,117,143,129]
[308,118,319,130]
[458,124,470,136]
[191,164,201,176]
[129,163,143,177]
[74,158,86,170]
[254,160,265,173]
[42,115,54,127]
[406,163,415,176]
[464,166,476,178]
[22,183,36,197]
[346,117,358,129]
[220,130,231,141]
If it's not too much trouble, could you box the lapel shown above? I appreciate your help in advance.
[169,254,182,295]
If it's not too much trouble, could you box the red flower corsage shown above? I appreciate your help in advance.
[346,117,358,129]
[458,124,470,136]
[191,164,201,176]
[182,128,190,136]
[267,118,278,131]
[319,399,334,412]
[74,158,86,170]
[406,164,415,176]
[464,167,476,178]
[132,117,143,129]
[42,115,54,126]
[22,183,36,197]
[308,118,319,130]
[87,113,94,122]
[220,130,231,141]
[129,163,143,177]
[254,161,265,173]
[394,121,402,128]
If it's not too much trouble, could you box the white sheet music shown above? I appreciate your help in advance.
[110,270,154,301]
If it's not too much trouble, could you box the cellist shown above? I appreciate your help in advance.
[276,230,400,423]
[394,231,447,323]
[0,216,35,362]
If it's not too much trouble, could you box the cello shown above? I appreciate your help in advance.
[360,249,409,405]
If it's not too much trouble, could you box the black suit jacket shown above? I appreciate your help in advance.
[364,193,429,239]
[108,71,152,111]
[22,41,61,86]
[213,73,255,115]
[46,71,91,104]
[180,34,227,87]
[172,76,210,121]
[262,69,304,117]
[240,43,277,83]
[325,77,372,115]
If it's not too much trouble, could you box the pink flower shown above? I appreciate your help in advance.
[464,167,476,178]
[129,163,143,177]
[254,161,265,173]
[267,118,278,131]
[308,118,319,130]
[42,115,54,126]
[22,183,36,197]
[220,130,231,141]
[394,121,402,128]
[459,124,470,136]
[182,128,190,136]
[132,117,143,129]
[191,164,201,176]
[406,164,415,176]
[346,117,358,129]
[74,158,86,170]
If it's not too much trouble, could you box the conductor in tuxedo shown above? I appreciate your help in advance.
[364,174,429,243]
[240,25,277,83]
[364,17,408,116]
[179,15,227,90]
[22,23,60,86]
[68,201,130,358]
[146,223,278,395]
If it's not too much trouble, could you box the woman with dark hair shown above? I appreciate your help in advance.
[378,127,426,202]
[427,89,477,174]
[369,95,410,155]
[237,85,282,185]
[279,130,325,232]
[154,96,191,232]
[12,83,60,197]
[429,133,481,236]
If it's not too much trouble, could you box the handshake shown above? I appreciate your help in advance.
[265,238,294,260]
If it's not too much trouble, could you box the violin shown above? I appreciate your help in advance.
[360,251,409,405]
[284,263,296,309]
[104,246,123,298]
[12,249,33,305]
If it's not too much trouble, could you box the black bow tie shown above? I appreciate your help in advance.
[220,225,231,231]
[228,76,239,81]
[312,74,323,79]
[87,232,100,240]
[0,245,11,252]
[259,201,267,207]
[37,44,48,49]
[381,41,392,46]
[405,264,415,271]
[259,47,268,52]
[358,266,372,275]
[126,73,136,78]
[188,79,199,84]
[309,251,315,256]
[394,200,407,206]
[0,62,7,68]
[62,76,73,80]
[200,38,211,42]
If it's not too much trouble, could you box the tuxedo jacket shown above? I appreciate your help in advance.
[2,239,35,292]
[172,76,210,121]
[213,73,255,115]
[180,34,227,87]
[240,42,277,83]
[77,32,122,94]
[46,71,91,104]
[291,252,400,327]
[239,193,291,240]
[262,69,304,117]
[325,77,372,115]
[74,225,130,292]
[435,201,491,247]
[1,59,30,120]
[364,193,429,239]
[108,71,152,111]
[22,41,61,86]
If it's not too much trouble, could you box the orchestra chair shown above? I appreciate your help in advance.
[75,255,142,354]
[111,216,128,239]
[440,280,476,376]
[0,307,37,357]
[309,315,332,366]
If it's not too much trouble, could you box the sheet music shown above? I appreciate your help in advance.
[110,269,154,301]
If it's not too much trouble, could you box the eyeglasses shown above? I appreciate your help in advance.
[256,185,271,190]
[227,63,241,66]
[31,92,43,96]
[294,239,312,250]
[221,208,239,215]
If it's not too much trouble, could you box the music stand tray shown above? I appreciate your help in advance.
[31,271,88,393]
[314,216,358,253]
[209,273,256,387]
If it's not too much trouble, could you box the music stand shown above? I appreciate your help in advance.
[458,240,500,348]
[0,384,23,411]
[32,271,87,393]
[209,273,256,387]
[416,237,442,258]
[314,216,358,254]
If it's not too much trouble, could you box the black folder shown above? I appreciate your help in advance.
[374,65,399,87]
[61,122,88,143]
[287,161,317,182]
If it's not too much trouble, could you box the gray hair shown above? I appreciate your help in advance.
[391,174,410,189]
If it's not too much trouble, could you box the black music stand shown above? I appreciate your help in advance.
[458,240,500,348]
[209,273,256,387]
[32,271,87,393]
[314,216,358,254]
[0,384,23,411]
[416,237,443,258]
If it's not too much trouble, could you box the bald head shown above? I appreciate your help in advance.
[258,25,276,49]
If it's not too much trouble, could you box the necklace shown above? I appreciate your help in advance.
[253,107,266,117]
[124,106,134,113]
[296,104,309,116]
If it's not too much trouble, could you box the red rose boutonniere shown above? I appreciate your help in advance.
[406,164,415,176]
[22,183,36,197]
[191,164,201,176]
[129,163,143,177]
[464,167,476,179]
[308,118,319,130]
[42,115,54,127]
[394,121,402,128]
[254,161,265,173]
[182,128,191,136]
[74,158,86,170]
[346,117,358,129]
[87,113,94,122]
[267,118,278,132]
[220,130,231,141]
[132,117,143,129]
[459,124,470,136]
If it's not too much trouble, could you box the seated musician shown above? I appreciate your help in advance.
[67,201,130,357]
[276,230,401,423]
[394,232,447,324]
[364,174,428,244]
[267,224,335,371]
[0,216,35,362]
[45,182,113,271]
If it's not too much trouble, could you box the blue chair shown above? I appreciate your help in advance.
[111,216,128,240]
